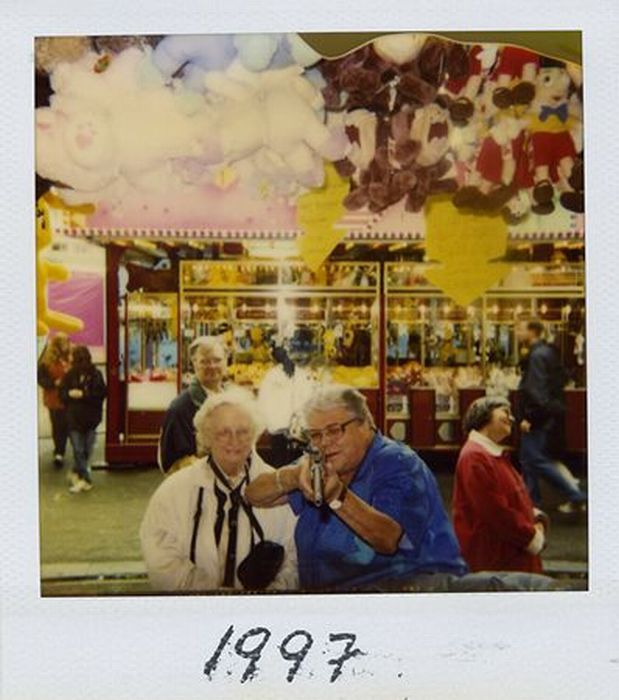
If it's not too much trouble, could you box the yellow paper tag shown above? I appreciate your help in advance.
[296,163,350,272]
[424,196,510,306]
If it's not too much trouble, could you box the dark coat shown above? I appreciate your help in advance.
[518,340,567,457]
[60,367,107,432]
[158,389,201,473]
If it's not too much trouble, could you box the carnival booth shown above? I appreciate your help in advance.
[34,32,586,466]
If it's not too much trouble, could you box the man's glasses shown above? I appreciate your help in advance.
[306,417,360,445]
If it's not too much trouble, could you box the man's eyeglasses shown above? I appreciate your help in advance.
[306,417,360,445]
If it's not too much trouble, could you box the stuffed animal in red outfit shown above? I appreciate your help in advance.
[527,57,579,214]
[439,44,496,125]
[489,44,539,108]
[452,80,532,215]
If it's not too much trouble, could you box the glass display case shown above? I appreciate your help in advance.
[384,261,585,447]
[125,292,179,440]
[180,260,380,391]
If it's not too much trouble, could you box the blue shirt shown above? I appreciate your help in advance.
[289,433,467,590]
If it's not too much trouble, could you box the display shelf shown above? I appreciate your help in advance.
[179,261,380,391]
[384,261,585,447]
[125,292,178,415]
[181,260,379,292]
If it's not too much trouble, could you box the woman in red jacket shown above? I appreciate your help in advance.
[37,334,71,467]
[452,397,550,573]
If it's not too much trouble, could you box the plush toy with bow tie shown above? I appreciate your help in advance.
[526,57,579,214]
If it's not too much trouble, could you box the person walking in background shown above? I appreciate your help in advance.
[37,333,72,468]
[158,336,229,474]
[60,345,106,493]
[453,397,550,574]
[517,320,586,513]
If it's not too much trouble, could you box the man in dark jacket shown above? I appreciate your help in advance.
[517,320,586,512]
[158,336,228,473]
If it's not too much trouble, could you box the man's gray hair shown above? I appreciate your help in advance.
[189,335,228,359]
[463,396,512,434]
[302,384,375,429]
[193,386,263,455]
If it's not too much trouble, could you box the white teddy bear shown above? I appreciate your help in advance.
[36,43,348,200]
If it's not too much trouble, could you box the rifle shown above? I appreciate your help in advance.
[308,445,324,508]
[285,432,324,508]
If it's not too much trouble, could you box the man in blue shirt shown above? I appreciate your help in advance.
[245,385,467,591]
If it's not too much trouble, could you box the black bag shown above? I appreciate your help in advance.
[237,500,284,590]
[197,456,285,590]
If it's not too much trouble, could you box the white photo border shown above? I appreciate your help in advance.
[2,1,618,698]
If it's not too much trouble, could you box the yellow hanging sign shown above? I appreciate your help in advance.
[424,196,510,306]
[296,163,350,272]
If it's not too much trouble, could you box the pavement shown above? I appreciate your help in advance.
[38,437,588,596]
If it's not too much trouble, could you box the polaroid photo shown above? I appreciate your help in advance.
[2,1,618,698]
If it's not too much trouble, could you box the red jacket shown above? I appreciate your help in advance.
[37,360,69,410]
[452,434,542,573]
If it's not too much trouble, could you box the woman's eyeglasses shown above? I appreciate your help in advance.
[213,427,253,443]
[306,418,360,445]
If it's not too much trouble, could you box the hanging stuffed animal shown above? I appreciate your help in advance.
[439,44,492,125]
[152,33,321,92]
[400,102,457,212]
[36,193,85,336]
[526,57,579,214]
[559,152,584,213]
[488,45,539,109]
[453,79,532,215]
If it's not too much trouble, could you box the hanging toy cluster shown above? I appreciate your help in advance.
[34,32,583,231]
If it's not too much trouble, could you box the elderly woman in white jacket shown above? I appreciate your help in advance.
[140,387,298,592]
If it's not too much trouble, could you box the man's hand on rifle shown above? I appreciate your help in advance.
[297,455,343,505]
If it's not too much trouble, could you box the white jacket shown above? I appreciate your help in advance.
[140,453,298,592]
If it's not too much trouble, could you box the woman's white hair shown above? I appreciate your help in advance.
[193,386,264,456]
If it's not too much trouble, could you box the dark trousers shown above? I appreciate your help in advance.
[49,408,69,456]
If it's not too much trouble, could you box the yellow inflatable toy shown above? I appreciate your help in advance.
[36,192,89,336]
